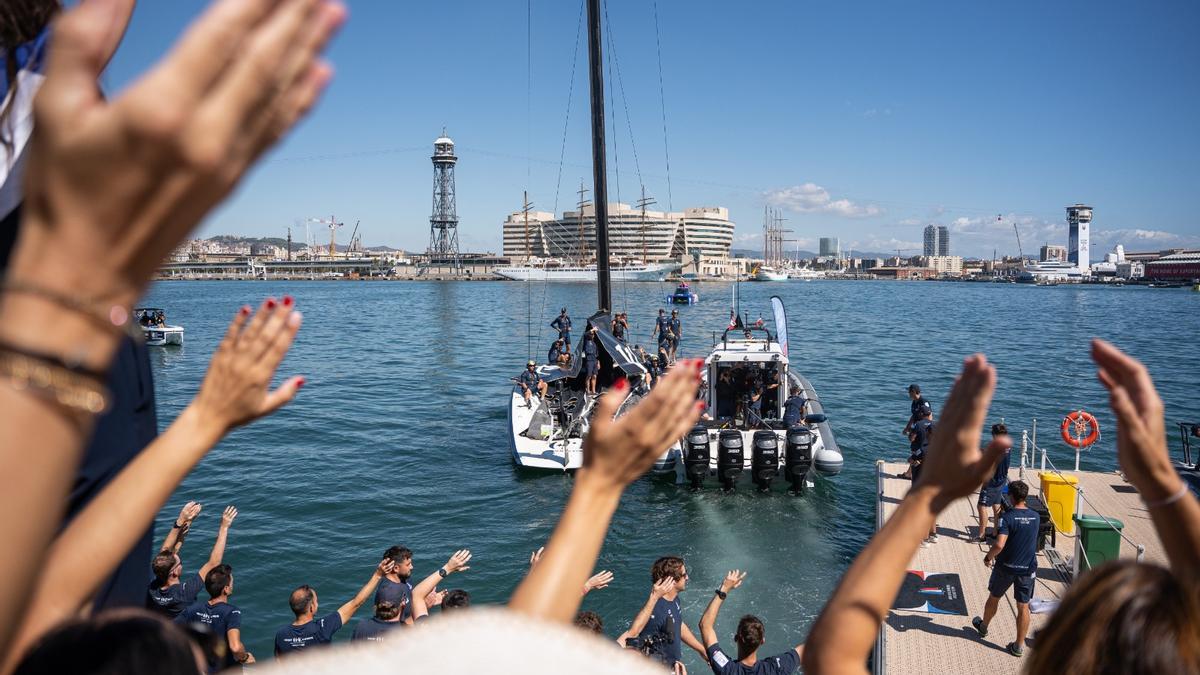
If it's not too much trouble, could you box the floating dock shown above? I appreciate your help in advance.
[873,458,1168,674]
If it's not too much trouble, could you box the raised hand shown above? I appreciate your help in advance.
[191,300,304,432]
[583,570,614,594]
[444,549,472,574]
[720,570,746,593]
[376,559,397,577]
[1091,339,1179,501]
[220,506,238,528]
[651,577,676,599]
[913,355,1011,512]
[529,547,544,569]
[11,0,345,309]
[178,501,202,524]
[583,359,704,490]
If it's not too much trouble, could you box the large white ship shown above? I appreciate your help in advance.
[495,261,678,282]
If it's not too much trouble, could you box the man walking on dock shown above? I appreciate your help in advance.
[976,423,1011,542]
[973,479,1038,657]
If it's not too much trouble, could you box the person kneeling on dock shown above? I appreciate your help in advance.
[519,361,548,405]
[699,570,802,675]
[973,479,1038,657]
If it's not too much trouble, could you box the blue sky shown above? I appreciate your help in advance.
[101,0,1200,258]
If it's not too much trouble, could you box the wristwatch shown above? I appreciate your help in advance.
[438,567,449,578]
[714,589,727,600]
[173,521,184,529]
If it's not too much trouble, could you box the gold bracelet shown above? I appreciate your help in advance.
[0,350,109,415]
[1,280,134,337]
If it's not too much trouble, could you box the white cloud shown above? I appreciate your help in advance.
[765,183,883,218]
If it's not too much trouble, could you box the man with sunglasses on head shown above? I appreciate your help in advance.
[147,504,237,619]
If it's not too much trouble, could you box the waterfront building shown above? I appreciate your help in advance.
[938,225,950,256]
[918,255,963,276]
[501,209,555,260]
[923,225,938,256]
[1145,250,1200,280]
[1067,204,1092,272]
[819,237,840,257]
[508,203,735,263]
[1040,244,1067,262]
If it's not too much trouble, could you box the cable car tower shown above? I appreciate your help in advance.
[427,129,461,272]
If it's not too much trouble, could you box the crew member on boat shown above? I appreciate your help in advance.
[652,309,671,350]
[611,312,628,343]
[551,308,572,349]
[782,385,808,427]
[583,326,599,395]
[518,360,548,405]
[668,310,682,364]
[548,339,568,367]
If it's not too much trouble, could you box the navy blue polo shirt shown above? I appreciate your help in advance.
[783,396,806,426]
[548,345,562,363]
[175,600,242,672]
[656,315,671,335]
[669,317,681,339]
[910,419,934,454]
[909,396,927,423]
[374,577,412,622]
[351,616,402,642]
[996,507,1040,575]
[519,369,541,387]
[638,596,683,666]
[274,611,343,655]
[147,573,203,618]
[986,448,1011,488]
[706,644,800,675]
[584,337,598,360]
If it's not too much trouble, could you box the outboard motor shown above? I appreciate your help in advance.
[683,426,711,491]
[750,430,779,492]
[785,426,814,495]
[716,430,744,491]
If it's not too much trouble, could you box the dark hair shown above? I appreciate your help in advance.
[15,609,203,675]
[735,615,765,654]
[1008,480,1029,504]
[442,589,471,611]
[383,546,412,564]
[203,565,232,598]
[374,601,400,621]
[151,552,177,585]
[1,1,59,154]
[289,585,316,617]
[1027,561,1200,674]
[573,610,604,634]
[789,385,801,397]
[991,423,1008,436]
[651,556,686,583]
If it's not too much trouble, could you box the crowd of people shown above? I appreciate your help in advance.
[0,1,1197,674]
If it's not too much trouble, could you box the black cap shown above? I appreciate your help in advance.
[907,383,921,394]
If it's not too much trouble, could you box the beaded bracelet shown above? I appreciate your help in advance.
[0,349,110,415]
[1,280,134,336]
[1144,481,1190,509]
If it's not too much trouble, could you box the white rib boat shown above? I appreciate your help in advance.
[135,307,184,346]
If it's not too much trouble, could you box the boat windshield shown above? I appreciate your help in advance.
[710,361,784,427]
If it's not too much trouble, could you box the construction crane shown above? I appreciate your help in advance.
[346,220,361,256]
[306,215,343,259]
[1005,214,1025,261]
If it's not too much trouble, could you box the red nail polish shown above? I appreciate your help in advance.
[296,377,306,389]
[283,295,294,307]
[239,306,250,316]
[265,298,277,309]
[696,401,706,411]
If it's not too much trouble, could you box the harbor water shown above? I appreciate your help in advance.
[144,280,1199,666]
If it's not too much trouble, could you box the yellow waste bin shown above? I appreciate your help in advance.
[1039,471,1079,534]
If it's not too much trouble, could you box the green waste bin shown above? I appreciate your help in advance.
[1073,514,1124,571]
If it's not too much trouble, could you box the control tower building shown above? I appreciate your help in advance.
[1066,204,1092,273]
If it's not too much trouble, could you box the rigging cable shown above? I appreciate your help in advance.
[652,0,674,212]
[525,0,533,361]
[601,0,628,316]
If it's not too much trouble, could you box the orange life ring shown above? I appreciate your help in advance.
[1061,410,1100,448]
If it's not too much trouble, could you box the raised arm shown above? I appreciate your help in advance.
[509,361,703,622]
[337,559,395,626]
[7,301,304,668]
[700,570,744,648]
[804,355,1010,673]
[199,506,238,579]
[1093,339,1200,578]
[0,0,341,656]
[160,501,201,554]
[410,549,472,610]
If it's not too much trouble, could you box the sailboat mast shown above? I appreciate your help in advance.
[585,0,612,312]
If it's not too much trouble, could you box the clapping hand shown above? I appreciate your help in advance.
[191,300,305,433]
[913,355,1011,512]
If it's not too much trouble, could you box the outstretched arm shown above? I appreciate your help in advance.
[804,355,1010,674]
[700,571,744,648]
[509,361,703,622]
[199,506,238,579]
[411,549,472,609]
[1093,339,1200,578]
[7,301,304,669]
[337,559,395,625]
[160,501,201,554]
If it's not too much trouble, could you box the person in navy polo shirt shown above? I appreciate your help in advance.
[625,556,708,669]
[147,504,237,618]
[583,326,600,395]
[782,386,807,428]
[908,403,938,544]
[274,558,394,656]
[175,564,253,671]
[974,479,1038,657]
[976,423,1012,542]
[374,545,414,624]
[551,308,572,349]
[351,600,403,642]
[699,570,802,675]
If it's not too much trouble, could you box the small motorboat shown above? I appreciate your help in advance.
[135,307,184,346]
[666,282,698,305]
